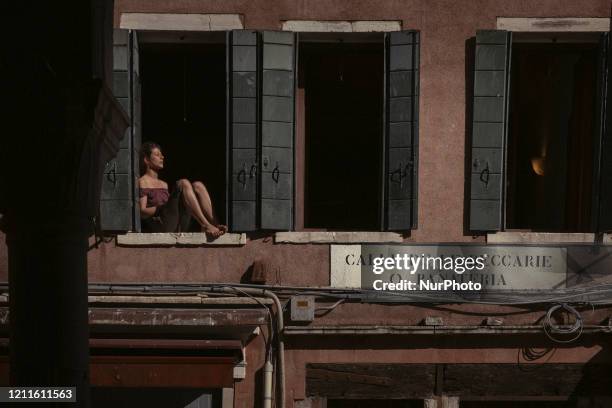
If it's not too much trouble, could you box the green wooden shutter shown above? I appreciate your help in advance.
[131,31,141,232]
[384,31,419,231]
[469,30,511,232]
[597,29,612,231]
[260,31,295,230]
[229,30,259,231]
[100,29,139,231]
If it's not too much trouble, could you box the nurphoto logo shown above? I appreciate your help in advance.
[370,254,486,292]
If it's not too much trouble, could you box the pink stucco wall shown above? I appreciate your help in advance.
[1,0,610,291]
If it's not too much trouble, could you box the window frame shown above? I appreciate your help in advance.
[293,30,420,233]
[104,28,420,236]
[469,25,612,235]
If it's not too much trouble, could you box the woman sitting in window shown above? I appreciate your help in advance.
[138,141,227,237]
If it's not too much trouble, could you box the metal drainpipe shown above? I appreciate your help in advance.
[219,287,285,408]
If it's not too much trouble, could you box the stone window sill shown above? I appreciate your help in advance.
[116,232,246,246]
[274,231,404,244]
[487,232,612,244]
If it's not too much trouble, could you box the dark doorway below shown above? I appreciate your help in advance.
[506,42,599,232]
[300,42,383,231]
[141,42,227,228]
[92,387,220,408]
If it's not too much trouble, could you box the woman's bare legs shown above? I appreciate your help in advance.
[177,179,222,237]
[193,181,227,233]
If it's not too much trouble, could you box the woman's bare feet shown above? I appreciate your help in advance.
[217,224,228,233]
[202,224,223,238]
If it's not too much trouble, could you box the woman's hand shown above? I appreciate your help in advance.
[139,196,157,219]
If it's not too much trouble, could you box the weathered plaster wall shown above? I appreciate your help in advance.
[111,3,612,406]
[86,237,330,285]
[112,0,610,242]
[54,0,607,286]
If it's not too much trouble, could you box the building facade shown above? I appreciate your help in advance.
[2,1,612,407]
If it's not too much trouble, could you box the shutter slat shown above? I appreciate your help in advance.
[229,30,259,231]
[470,174,502,199]
[472,122,504,148]
[101,174,130,199]
[232,149,257,172]
[131,31,141,232]
[263,71,294,96]
[475,45,507,69]
[100,29,139,231]
[474,71,506,96]
[389,72,414,97]
[471,147,503,174]
[232,176,257,201]
[384,30,419,231]
[262,122,292,147]
[469,30,510,232]
[105,149,131,173]
[100,201,132,231]
[232,46,257,71]
[112,72,129,97]
[232,72,257,97]
[389,122,413,147]
[473,96,505,122]
[262,96,294,122]
[261,172,292,200]
[262,147,292,173]
[232,124,257,148]
[260,31,295,230]
[232,98,257,123]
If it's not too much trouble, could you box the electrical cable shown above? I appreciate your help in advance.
[542,303,584,344]
[315,298,345,311]
[221,285,274,353]
[9,281,612,307]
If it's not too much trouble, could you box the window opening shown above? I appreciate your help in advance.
[140,39,227,230]
[506,36,599,232]
[92,387,220,407]
[461,402,574,408]
[299,35,384,230]
[327,399,423,408]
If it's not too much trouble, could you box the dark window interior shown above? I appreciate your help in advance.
[506,42,599,232]
[462,402,574,408]
[300,42,384,230]
[141,42,227,228]
[92,387,220,408]
[328,399,422,408]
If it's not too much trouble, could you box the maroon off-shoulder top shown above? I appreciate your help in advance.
[140,188,169,207]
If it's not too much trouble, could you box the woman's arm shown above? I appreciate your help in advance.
[139,195,157,219]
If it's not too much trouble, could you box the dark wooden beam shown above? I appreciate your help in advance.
[90,356,235,388]
[88,307,268,327]
[307,364,436,399]
[307,363,612,399]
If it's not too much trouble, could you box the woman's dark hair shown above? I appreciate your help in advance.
[140,141,161,175]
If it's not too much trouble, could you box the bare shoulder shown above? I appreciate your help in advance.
[138,176,152,189]
[139,175,167,189]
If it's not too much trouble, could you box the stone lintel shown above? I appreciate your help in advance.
[116,232,247,246]
[120,13,243,31]
[281,20,401,32]
[487,232,596,244]
[497,17,608,32]
[275,231,403,244]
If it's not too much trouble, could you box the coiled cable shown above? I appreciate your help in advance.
[543,303,583,343]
